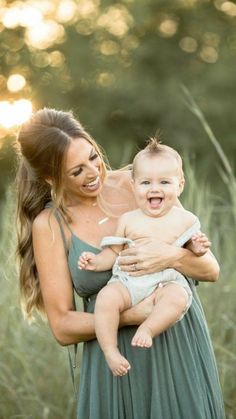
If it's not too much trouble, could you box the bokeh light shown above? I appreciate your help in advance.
[56,0,78,23]
[97,6,133,37]
[25,20,65,49]
[179,37,198,53]
[7,74,26,92]
[0,100,32,129]
[159,17,178,38]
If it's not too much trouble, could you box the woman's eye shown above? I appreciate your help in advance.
[72,168,82,177]
[90,153,98,161]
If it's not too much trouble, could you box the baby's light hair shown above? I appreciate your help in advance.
[132,136,185,183]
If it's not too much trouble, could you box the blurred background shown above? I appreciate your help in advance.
[0,0,236,418]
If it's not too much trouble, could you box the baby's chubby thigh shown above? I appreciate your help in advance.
[95,282,132,314]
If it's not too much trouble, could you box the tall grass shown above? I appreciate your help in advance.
[0,192,79,419]
[181,89,236,418]
[1,107,236,417]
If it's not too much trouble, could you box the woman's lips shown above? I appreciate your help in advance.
[83,176,100,191]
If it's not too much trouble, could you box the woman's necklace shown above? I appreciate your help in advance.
[76,201,110,225]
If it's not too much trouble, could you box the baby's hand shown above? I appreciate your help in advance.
[189,233,211,256]
[78,251,97,270]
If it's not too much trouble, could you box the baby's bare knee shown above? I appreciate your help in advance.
[163,284,188,311]
[96,284,126,311]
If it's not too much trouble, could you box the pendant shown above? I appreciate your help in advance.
[98,217,109,225]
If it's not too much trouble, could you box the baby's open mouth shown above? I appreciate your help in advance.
[148,197,163,208]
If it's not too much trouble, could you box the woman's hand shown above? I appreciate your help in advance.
[120,292,156,326]
[118,237,219,282]
[117,238,179,276]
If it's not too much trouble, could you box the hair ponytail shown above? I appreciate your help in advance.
[16,158,51,319]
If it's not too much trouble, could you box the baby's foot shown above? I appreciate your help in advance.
[131,326,153,348]
[105,348,131,376]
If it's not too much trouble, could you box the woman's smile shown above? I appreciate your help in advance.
[82,176,101,191]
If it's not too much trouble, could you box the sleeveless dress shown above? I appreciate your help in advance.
[55,211,225,419]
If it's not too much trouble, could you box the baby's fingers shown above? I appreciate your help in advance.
[78,260,88,270]
[201,240,212,248]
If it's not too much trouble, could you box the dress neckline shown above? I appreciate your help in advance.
[71,232,101,252]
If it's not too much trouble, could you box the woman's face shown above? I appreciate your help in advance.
[63,137,103,204]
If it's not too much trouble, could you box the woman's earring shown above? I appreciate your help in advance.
[51,187,56,202]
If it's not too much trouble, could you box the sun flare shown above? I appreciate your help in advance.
[0,99,32,129]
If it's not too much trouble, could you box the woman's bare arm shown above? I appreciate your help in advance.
[171,247,219,281]
[32,211,97,346]
[32,210,151,346]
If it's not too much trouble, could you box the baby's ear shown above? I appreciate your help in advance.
[178,178,185,196]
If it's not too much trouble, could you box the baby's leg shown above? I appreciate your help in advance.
[131,283,189,348]
[95,282,132,376]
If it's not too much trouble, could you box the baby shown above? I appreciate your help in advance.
[78,138,210,376]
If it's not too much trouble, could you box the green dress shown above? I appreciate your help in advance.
[58,215,225,419]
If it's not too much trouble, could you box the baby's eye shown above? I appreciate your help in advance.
[141,181,150,185]
[160,180,170,184]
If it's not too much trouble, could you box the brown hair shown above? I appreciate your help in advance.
[15,108,107,319]
[132,136,184,182]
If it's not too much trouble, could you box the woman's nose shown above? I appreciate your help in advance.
[87,162,99,177]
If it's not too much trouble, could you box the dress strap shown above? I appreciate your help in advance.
[45,202,73,254]
[53,210,70,254]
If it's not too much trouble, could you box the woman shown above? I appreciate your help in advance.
[16,108,225,419]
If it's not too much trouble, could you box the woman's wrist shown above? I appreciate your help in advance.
[170,246,220,281]
[169,247,189,270]
[165,246,186,271]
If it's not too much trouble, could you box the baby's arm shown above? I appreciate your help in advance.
[173,207,211,257]
[78,247,117,271]
[78,214,128,271]
[187,233,211,257]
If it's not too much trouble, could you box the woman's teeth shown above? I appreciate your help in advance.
[84,177,99,188]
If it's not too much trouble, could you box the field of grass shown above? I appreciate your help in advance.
[1,132,236,418]
[0,193,79,418]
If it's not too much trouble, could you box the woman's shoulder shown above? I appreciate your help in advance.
[32,208,57,235]
[33,208,50,225]
[106,168,133,190]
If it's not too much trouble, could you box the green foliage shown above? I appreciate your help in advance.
[1,0,236,184]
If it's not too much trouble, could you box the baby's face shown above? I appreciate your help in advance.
[133,154,184,217]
